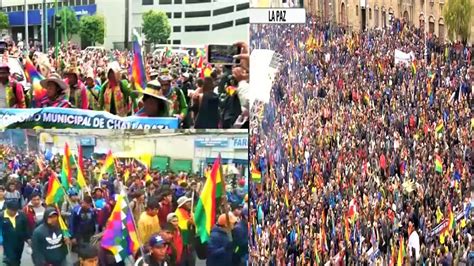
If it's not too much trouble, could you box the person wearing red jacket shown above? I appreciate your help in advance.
[167,213,183,265]
[157,188,173,228]
[22,192,46,235]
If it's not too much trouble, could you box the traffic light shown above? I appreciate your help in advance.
[55,14,62,28]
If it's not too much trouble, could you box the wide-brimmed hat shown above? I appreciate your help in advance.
[158,68,173,82]
[40,73,68,92]
[136,80,171,103]
[177,196,191,208]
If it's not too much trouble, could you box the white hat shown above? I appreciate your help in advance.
[177,196,191,208]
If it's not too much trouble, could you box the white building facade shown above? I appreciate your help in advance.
[129,0,249,47]
[1,0,249,49]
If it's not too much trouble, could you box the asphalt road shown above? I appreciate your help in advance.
[0,245,206,265]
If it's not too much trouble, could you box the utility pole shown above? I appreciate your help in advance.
[41,0,48,52]
[125,0,129,50]
[24,0,29,50]
[54,0,58,61]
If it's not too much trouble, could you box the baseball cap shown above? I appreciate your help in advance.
[149,235,167,248]
[167,213,178,222]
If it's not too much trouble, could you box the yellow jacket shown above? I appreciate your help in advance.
[137,212,161,245]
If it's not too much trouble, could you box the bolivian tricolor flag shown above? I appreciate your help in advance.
[397,236,405,266]
[284,189,289,207]
[100,150,115,180]
[45,172,64,205]
[250,161,261,183]
[194,155,224,243]
[435,122,444,134]
[60,143,73,188]
[435,155,443,173]
[411,60,417,75]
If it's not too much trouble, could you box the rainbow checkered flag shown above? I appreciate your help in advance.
[101,194,140,262]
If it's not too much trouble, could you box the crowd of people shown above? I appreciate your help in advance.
[1,39,249,129]
[0,144,248,266]
[249,15,473,265]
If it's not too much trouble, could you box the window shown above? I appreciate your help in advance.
[174,12,182,18]
[213,21,233,30]
[28,4,34,10]
[76,0,81,5]
[11,6,16,12]
[236,2,250,11]
[167,12,172,18]
[142,0,154,5]
[356,6,359,16]
[235,17,249,25]
[18,5,24,11]
[369,8,372,19]
[173,26,181,32]
[159,0,172,4]
[175,0,182,3]
[69,0,75,6]
[90,0,96,4]
[173,40,181,44]
[213,6,234,16]
[185,25,210,32]
[82,0,88,5]
[185,11,211,18]
[186,0,211,3]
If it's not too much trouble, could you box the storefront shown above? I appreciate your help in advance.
[194,136,248,177]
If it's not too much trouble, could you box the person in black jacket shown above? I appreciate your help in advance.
[31,207,69,266]
[0,200,30,266]
[70,196,97,250]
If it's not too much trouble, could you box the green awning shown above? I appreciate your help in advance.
[151,156,169,171]
[170,159,193,173]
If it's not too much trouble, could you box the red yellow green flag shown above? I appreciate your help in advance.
[45,172,64,205]
[100,150,115,179]
[397,236,405,266]
[194,155,221,243]
[435,155,443,173]
[60,143,73,188]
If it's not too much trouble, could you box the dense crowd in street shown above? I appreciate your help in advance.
[249,15,473,265]
[1,39,249,129]
[0,144,248,266]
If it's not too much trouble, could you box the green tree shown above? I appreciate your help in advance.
[79,15,105,46]
[443,0,472,43]
[142,10,171,45]
[57,8,79,41]
[0,12,9,30]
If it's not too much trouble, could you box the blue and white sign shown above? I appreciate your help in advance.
[232,137,248,149]
[80,137,96,146]
[194,138,229,148]
[8,5,97,26]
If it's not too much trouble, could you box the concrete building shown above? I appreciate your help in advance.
[37,130,248,176]
[1,0,249,49]
[304,0,474,44]
[129,0,249,48]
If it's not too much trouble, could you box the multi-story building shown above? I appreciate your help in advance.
[0,0,249,49]
[130,0,249,47]
[304,0,474,44]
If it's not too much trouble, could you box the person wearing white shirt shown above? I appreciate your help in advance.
[408,220,421,261]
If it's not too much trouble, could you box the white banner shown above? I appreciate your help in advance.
[394,49,415,66]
